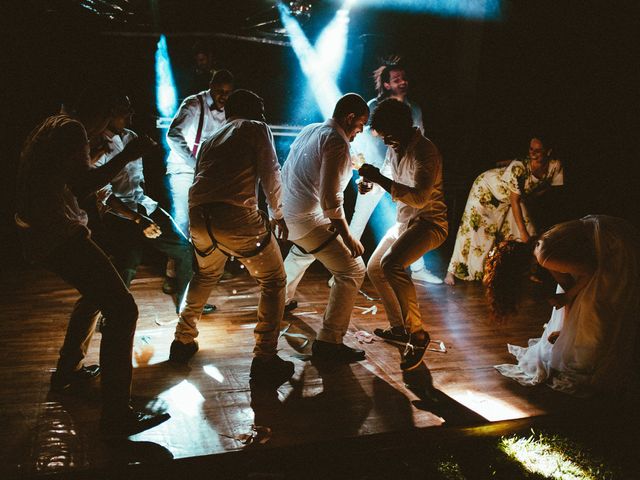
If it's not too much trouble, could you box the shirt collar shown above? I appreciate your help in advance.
[325,118,350,144]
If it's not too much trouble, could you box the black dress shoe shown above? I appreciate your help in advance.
[100,408,171,437]
[169,340,199,363]
[373,326,410,343]
[400,330,430,371]
[50,364,101,392]
[284,300,298,313]
[202,303,217,315]
[250,355,295,387]
[311,340,366,363]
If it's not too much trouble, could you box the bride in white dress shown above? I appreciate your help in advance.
[485,215,640,395]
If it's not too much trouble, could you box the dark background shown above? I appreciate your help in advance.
[1,0,638,269]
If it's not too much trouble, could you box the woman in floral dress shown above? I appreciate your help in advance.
[445,137,563,285]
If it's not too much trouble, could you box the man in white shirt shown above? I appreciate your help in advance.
[281,93,369,363]
[359,99,448,371]
[350,60,442,285]
[170,90,293,386]
[94,95,205,314]
[165,70,234,291]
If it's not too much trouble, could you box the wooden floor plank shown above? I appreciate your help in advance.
[0,262,576,477]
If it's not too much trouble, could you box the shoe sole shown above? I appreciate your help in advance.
[101,412,171,438]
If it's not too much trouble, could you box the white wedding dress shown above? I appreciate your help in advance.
[495,215,640,395]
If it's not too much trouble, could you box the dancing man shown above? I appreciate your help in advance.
[350,59,442,285]
[281,93,369,363]
[359,99,448,370]
[15,95,169,435]
[94,94,194,313]
[164,69,234,301]
[170,90,294,386]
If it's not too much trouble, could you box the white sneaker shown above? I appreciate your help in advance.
[411,268,443,285]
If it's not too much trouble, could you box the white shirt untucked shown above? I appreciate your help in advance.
[189,118,284,220]
[281,119,352,241]
[388,129,447,229]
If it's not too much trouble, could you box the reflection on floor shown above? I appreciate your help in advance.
[0,263,579,478]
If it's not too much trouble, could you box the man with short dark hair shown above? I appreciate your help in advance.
[170,89,293,386]
[165,69,235,300]
[350,59,442,284]
[359,99,448,371]
[281,93,369,363]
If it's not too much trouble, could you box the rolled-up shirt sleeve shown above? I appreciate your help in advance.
[391,144,441,209]
[254,123,284,220]
[166,97,199,169]
[319,136,349,220]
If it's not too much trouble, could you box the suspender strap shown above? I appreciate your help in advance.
[193,206,273,260]
[293,228,339,255]
[191,94,205,157]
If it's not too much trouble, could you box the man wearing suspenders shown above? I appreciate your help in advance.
[281,94,370,363]
[165,70,234,308]
[169,90,294,386]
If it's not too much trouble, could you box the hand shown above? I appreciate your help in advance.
[343,234,364,258]
[270,218,289,242]
[358,163,381,184]
[136,215,162,238]
[547,331,561,344]
[122,135,158,161]
[357,177,373,194]
[548,293,567,309]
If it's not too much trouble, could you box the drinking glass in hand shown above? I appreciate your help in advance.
[352,153,373,194]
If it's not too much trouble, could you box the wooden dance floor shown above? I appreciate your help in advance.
[0,260,583,478]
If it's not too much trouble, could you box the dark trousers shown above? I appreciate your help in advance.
[44,232,137,416]
[104,207,194,309]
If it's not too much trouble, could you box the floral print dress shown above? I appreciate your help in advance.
[447,158,564,281]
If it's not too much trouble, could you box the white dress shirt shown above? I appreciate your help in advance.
[388,129,447,229]
[281,119,352,241]
[189,118,284,220]
[94,128,158,215]
[166,90,226,175]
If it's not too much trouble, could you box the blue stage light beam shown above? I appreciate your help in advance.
[292,3,352,122]
[353,0,501,20]
[314,6,351,78]
[155,34,178,119]
[277,1,342,119]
